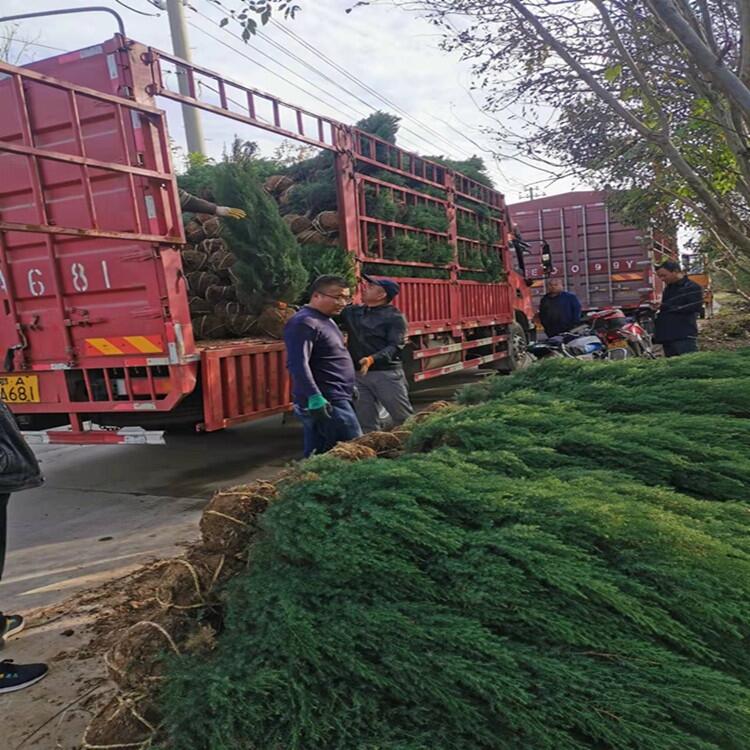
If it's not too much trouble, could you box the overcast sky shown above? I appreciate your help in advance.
[1,0,586,200]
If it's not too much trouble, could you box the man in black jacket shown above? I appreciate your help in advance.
[340,275,413,433]
[654,260,704,357]
[0,402,48,693]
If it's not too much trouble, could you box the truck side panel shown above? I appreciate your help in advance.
[510,191,674,311]
[0,51,194,430]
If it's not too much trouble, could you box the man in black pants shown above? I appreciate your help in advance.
[0,402,48,693]
[654,260,704,357]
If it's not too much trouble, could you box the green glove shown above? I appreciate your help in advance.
[307,394,332,422]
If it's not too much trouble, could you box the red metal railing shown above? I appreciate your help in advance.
[141,46,338,152]
[200,340,290,431]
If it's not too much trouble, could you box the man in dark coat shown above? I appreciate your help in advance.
[0,402,48,693]
[340,275,413,433]
[654,260,704,357]
[538,278,582,337]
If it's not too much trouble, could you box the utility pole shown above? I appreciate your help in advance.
[165,0,205,156]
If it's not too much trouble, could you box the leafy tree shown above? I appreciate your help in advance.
[367,0,750,298]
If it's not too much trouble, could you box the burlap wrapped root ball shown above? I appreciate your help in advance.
[104,612,191,692]
[210,249,238,272]
[314,210,339,234]
[406,400,456,426]
[185,219,205,244]
[182,248,210,272]
[200,480,277,554]
[351,430,405,458]
[214,301,244,318]
[296,228,328,245]
[200,216,222,238]
[205,284,237,306]
[154,549,245,610]
[327,442,378,461]
[256,302,295,339]
[225,312,257,337]
[264,174,294,196]
[189,296,213,316]
[186,271,220,297]
[200,237,227,255]
[284,214,313,235]
[83,695,160,750]
[192,315,227,340]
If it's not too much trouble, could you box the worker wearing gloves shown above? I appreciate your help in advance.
[178,188,247,220]
[654,260,704,357]
[340,275,413,433]
[284,275,362,457]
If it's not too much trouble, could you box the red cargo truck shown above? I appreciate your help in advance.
[509,191,676,316]
[0,29,533,444]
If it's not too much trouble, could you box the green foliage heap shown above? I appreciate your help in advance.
[212,160,307,309]
[459,348,750,418]
[297,243,356,300]
[160,349,750,750]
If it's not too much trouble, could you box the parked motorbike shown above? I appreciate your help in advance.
[528,326,607,360]
[529,307,655,361]
[587,308,655,359]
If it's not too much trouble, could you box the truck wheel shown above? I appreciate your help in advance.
[495,321,531,373]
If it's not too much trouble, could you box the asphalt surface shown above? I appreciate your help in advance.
[0,372,486,615]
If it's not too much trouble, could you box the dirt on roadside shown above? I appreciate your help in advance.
[700,301,750,351]
[4,563,182,750]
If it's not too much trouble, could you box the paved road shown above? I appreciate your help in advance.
[1,372,485,615]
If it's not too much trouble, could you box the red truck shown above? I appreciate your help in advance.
[0,22,533,444]
[509,191,676,317]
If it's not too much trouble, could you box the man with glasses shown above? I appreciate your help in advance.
[284,275,362,457]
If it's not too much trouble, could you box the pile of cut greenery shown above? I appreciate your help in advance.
[277,110,505,281]
[160,349,750,750]
[177,142,307,339]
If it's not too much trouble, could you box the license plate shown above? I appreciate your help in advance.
[0,375,40,404]
[609,340,628,349]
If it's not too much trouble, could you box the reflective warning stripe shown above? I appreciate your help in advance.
[84,336,164,357]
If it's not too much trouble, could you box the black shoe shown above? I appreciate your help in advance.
[1,614,24,641]
[0,660,49,694]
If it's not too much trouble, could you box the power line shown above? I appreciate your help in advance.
[0,36,67,54]
[188,11,370,122]
[186,6,447,155]
[185,22,371,127]
[196,0,470,158]
[113,0,161,16]
[267,16,477,157]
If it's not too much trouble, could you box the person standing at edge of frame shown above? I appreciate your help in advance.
[0,400,48,693]
[340,275,413,433]
[654,260,704,357]
[284,275,363,458]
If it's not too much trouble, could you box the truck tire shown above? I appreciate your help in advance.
[494,321,532,373]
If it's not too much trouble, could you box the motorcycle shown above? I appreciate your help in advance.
[528,325,608,361]
[587,308,655,359]
[529,307,655,361]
